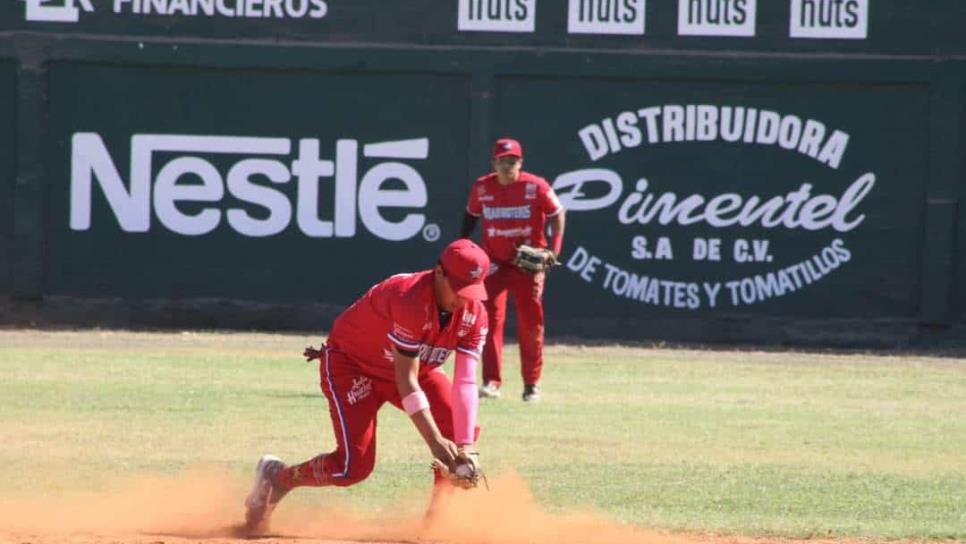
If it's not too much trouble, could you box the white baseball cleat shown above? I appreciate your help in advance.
[479,381,501,399]
[244,454,288,532]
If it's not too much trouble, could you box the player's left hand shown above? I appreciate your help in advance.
[544,250,561,267]
[513,245,560,274]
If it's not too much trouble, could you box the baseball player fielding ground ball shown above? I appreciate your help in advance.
[244,239,490,533]
[461,138,566,403]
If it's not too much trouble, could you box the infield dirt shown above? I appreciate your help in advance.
[0,467,939,544]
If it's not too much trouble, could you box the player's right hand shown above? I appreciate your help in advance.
[430,436,461,472]
[432,447,484,489]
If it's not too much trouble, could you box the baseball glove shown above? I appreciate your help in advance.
[433,450,486,490]
[303,345,323,362]
[512,244,559,274]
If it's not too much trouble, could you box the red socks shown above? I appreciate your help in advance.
[277,454,330,489]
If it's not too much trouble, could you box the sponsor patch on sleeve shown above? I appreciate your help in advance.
[388,322,421,350]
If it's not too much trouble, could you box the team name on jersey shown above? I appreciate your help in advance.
[483,205,532,220]
[419,345,452,365]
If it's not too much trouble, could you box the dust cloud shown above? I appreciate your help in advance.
[0,468,694,544]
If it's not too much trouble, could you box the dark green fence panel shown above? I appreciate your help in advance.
[0,3,963,344]
[46,62,470,304]
[959,83,966,324]
[0,62,15,295]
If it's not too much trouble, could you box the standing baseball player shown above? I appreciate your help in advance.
[460,138,566,403]
[244,239,489,532]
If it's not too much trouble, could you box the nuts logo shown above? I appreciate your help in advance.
[789,0,869,39]
[678,0,757,37]
[568,0,646,35]
[458,0,536,33]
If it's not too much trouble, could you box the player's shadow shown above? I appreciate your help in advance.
[145,525,291,540]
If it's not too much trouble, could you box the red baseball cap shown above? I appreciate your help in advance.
[440,239,490,301]
[492,138,523,159]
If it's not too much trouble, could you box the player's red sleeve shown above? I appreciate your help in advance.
[387,298,424,354]
[465,183,483,217]
[456,302,488,359]
[539,181,564,217]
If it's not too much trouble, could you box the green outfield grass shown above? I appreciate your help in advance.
[0,330,964,540]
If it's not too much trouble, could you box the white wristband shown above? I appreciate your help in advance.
[402,391,430,416]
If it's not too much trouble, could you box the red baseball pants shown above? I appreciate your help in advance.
[279,348,469,489]
[482,262,545,387]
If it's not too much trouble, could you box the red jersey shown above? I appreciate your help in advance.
[465,171,564,263]
[326,270,488,382]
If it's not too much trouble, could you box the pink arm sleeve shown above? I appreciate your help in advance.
[452,351,479,446]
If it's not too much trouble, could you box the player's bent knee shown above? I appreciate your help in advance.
[330,468,372,487]
[331,458,375,487]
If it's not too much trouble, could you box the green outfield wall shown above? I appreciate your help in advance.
[1,59,15,298]
[0,1,964,346]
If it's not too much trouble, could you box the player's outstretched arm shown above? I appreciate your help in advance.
[393,348,460,470]
[460,212,479,239]
[451,351,479,448]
